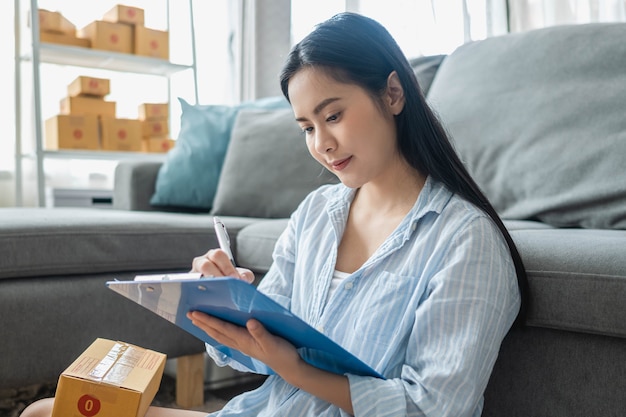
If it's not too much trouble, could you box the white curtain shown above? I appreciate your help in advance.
[509,0,626,32]
[236,0,291,101]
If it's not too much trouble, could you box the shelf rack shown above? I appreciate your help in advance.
[14,0,198,207]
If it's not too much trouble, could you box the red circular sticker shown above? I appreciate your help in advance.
[77,394,101,417]
[118,129,127,140]
[150,40,158,50]
[110,34,119,44]
[73,129,83,139]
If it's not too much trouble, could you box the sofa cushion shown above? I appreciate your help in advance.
[0,208,259,279]
[511,228,626,338]
[427,22,626,229]
[235,219,289,274]
[409,54,446,95]
[211,109,338,218]
[150,96,290,211]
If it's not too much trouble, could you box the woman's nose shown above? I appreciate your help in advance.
[314,127,335,154]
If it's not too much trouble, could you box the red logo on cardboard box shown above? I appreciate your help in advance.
[77,394,101,417]
[117,129,127,140]
[110,34,119,44]
[128,9,136,18]
[150,40,158,50]
[88,79,98,89]
[73,129,83,140]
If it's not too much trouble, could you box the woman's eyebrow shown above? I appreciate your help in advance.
[295,97,341,122]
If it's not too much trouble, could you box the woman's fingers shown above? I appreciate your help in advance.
[191,249,255,283]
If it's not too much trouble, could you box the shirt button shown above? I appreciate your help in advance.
[345,282,353,290]
[317,326,325,332]
[411,222,417,231]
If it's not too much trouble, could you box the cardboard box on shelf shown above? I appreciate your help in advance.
[40,31,91,48]
[60,96,116,118]
[78,20,132,54]
[68,76,111,98]
[142,119,169,137]
[100,117,143,152]
[134,26,169,60]
[103,4,145,26]
[138,103,169,121]
[50,338,166,417]
[32,9,76,36]
[142,136,175,153]
[45,114,99,150]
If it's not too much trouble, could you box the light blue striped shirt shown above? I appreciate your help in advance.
[206,177,520,417]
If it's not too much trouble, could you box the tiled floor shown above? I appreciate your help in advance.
[3,374,267,417]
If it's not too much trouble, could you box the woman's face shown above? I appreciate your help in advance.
[287,67,406,189]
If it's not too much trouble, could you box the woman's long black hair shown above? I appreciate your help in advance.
[280,12,528,327]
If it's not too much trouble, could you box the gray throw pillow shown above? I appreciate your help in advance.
[210,108,339,218]
[427,22,626,229]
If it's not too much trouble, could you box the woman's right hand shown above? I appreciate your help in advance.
[191,249,255,283]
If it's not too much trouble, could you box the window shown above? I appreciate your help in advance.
[290,0,500,59]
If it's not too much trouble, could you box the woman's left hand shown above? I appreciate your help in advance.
[187,311,303,376]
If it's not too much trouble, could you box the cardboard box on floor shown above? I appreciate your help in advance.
[51,338,166,417]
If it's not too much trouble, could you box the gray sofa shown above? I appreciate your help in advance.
[2,22,625,416]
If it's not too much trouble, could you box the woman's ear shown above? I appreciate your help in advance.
[386,71,405,115]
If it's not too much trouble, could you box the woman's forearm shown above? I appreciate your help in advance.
[280,359,354,415]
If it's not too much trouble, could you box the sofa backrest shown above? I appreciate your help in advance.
[427,22,626,229]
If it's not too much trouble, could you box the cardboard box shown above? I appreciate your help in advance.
[100,117,143,152]
[142,119,169,137]
[60,96,116,117]
[78,20,132,54]
[33,9,76,35]
[51,338,166,417]
[68,76,111,98]
[45,114,99,151]
[138,103,169,121]
[103,4,145,26]
[134,26,169,60]
[142,136,175,153]
[40,31,91,48]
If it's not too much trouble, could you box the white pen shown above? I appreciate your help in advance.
[213,216,236,267]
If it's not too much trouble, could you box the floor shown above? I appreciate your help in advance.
[2,374,267,417]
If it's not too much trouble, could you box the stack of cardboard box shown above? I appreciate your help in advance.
[45,76,113,151]
[34,4,170,61]
[77,4,169,60]
[46,76,145,152]
[33,9,91,48]
[139,103,176,153]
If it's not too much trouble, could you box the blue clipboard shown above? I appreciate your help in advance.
[106,276,384,379]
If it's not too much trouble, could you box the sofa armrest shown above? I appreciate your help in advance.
[113,161,162,211]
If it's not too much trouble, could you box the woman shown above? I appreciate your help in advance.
[21,12,527,417]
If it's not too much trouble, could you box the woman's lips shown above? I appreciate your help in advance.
[330,157,351,171]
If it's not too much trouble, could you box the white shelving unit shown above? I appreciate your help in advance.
[14,0,198,207]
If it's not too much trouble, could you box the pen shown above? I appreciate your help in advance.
[213,216,236,267]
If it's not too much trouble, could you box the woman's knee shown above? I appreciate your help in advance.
[19,397,55,417]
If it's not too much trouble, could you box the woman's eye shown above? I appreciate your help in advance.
[326,113,339,122]
[301,126,314,135]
